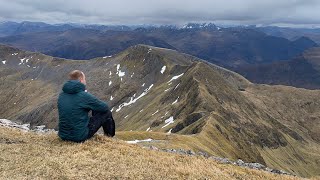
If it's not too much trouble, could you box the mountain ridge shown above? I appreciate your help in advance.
[0,44,320,177]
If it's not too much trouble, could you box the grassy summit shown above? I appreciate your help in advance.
[0,127,304,180]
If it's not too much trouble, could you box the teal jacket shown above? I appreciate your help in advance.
[58,80,109,142]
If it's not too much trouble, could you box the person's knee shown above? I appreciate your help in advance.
[92,110,111,117]
[103,110,113,118]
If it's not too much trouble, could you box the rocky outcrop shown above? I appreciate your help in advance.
[145,146,293,176]
[0,119,55,133]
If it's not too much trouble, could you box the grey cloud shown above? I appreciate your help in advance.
[0,0,320,26]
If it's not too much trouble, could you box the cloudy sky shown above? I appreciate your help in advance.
[0,0,320,27]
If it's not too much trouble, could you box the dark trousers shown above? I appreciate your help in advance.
[87,110,115,139]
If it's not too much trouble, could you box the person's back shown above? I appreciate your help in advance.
[58,70,115,142]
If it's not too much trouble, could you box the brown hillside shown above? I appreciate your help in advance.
[0,44,320,177]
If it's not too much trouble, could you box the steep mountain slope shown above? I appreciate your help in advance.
[235,47,320,89]
[242,85,320,176]
[0,26,317,67]
[0,44,320,177]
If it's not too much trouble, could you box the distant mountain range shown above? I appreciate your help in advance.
[235,47,320,89]
[0,22,317,66]
[1,44,320,177]
[0,21,134,37]
[0,21,320,90]
[0,21,222,37]
[256,26,320,44]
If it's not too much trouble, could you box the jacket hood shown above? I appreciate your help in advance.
[62,80,86,94]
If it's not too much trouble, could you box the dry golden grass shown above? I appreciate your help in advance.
[0,127,304,180]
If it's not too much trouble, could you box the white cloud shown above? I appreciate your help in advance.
[0,0,320,26]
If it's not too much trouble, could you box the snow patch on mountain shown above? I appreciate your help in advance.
[161,66,166,74]
[103,55,112,58]
[151,110,159,116]
[172,97,179,105]
[168,73,184,83]
[162,116,174,128]
[118,71,125,77]
[19,58,27,65]
[116,64,125,78]
[116,84,154,112]
[126,138,153,144]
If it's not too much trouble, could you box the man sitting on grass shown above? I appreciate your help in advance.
[58,70,115,142]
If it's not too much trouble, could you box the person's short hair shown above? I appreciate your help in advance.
[68,70,84,80]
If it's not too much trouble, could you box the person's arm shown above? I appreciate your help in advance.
[83,92,109,112]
